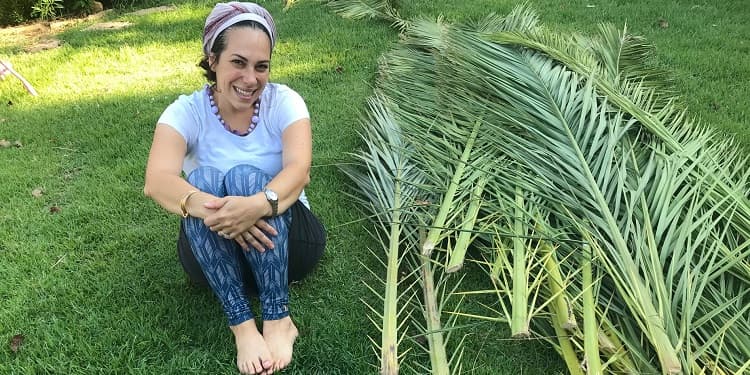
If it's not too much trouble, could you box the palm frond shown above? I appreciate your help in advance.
[342,5,749,374]
[325,0,408,30]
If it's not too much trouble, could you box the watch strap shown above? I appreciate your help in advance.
[264,189,278,217]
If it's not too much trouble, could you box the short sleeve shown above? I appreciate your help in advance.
[157,94,200,148]
[272,86,310,133]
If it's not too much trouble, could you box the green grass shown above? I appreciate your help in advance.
[0,0,747,373]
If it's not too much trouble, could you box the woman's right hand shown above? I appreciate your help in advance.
[183,191,220,219]
[233,219,278,252]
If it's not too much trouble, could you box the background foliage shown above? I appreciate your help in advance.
[0,0,165,26]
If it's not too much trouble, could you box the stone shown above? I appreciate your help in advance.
[92,1,104,13]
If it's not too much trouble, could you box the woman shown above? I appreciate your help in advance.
[143,3,325,374]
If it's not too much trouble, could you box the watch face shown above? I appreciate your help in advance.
[265,189,278,201]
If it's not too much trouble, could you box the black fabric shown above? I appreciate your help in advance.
[177,200,326,295]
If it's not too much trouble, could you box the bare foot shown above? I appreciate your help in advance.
[263,317,299,371]
[230,320,274,375]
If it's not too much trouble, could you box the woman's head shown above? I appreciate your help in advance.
[199,2,277,82]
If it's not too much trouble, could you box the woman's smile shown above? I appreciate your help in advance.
[234,86,257,99]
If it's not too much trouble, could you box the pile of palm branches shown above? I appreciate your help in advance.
[332,2,750,374]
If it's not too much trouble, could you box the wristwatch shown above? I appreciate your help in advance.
[263,188,278,217]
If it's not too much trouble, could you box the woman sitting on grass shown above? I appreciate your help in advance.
[143,2,325,374]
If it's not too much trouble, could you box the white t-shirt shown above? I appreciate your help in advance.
[158,83,310,207]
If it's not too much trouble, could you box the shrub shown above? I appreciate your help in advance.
[62,0,93,15]
[0,0,36,26]
[0,0,162,26]
[30,0,64,21]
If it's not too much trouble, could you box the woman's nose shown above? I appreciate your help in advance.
[242,70,257,85]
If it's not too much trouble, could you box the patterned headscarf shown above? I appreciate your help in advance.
[202,2,277,57]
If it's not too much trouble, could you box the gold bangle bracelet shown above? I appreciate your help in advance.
[179,190,199,218]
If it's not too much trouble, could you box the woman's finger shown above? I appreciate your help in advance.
[250,226,274,250]
[243,231,266,253]
[234,233,249,251]
[255,219,278,236]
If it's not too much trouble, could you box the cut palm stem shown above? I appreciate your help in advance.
[581,243,602,375]
[380,181,403,375]
[418,253,450,375]
[422,120,482,256]
[510,186,530,338]
[549,307,585,375]
[446,175,488,272]
[541,240,577,331]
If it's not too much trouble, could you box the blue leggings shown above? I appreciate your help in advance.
[184,165,291,325]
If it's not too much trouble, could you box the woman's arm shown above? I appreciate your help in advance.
[143,124,217,219]
[266,117,312,213]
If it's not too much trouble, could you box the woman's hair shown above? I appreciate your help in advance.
[198,20,272,82]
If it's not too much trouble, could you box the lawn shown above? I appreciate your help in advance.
[0,0,747,374]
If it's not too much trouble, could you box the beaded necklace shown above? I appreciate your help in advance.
[206,85,260,136]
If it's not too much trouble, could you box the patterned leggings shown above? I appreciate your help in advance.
[183,165,290,325]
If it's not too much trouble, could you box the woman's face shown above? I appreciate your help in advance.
[210,26,271,114]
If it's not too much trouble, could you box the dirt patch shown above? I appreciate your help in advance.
[1,5,176,52]
[25,38,63,53]
[127,5,176,17]
[84,21,132,31]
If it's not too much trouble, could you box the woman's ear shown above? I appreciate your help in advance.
[208,54,216,71]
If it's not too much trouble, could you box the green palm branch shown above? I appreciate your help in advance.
[324,0,408,30]
[341,96,424,374]
[334,2,749,373]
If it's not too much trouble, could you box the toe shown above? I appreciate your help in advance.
[262,359,274,371]
[250,361,263,375]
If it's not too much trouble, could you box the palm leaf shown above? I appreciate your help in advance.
[338,5,749,374]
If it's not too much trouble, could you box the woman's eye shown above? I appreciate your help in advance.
[256,64,269,72]
[232,60,246,67]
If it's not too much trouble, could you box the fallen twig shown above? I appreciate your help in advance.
[0,60,38,96]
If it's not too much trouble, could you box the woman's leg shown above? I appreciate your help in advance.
[224,164,291,321]
[224,164,298,371]
[177,194,327,294]
[183,166,272,374]
[184,166,255,325]
[178,221,258,295]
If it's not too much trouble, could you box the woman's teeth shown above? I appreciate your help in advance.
[235,87,254,97]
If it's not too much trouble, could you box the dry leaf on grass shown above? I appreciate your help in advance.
[49,206,61,213]
[9,334,24,353]
[31,188,44,198]
[1,139,22,148]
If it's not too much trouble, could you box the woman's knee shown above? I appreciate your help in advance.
[187,166,225,194]
[224,164,271,195]
[225,164,269,180]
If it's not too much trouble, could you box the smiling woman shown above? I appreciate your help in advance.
[142,2,326,375]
